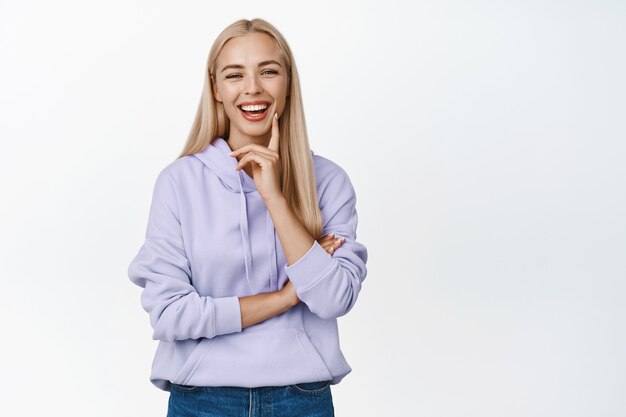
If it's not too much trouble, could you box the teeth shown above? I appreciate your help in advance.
[240,104,268,111]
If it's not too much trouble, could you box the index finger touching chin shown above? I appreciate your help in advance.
[268,112,280,152]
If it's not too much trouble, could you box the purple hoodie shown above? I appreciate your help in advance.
[128,137,368,391]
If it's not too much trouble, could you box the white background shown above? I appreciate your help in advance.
[1,1,625,416]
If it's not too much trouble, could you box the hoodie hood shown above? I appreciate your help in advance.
[192,136,258,194]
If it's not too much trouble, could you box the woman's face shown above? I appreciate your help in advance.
[212,32,289,142]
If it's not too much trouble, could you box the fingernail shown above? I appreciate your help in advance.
[329,232,335,238]
[274,112,278,119]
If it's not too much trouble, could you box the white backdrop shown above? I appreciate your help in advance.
[1,1,625,416]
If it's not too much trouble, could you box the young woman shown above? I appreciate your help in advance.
[128,18,368,417]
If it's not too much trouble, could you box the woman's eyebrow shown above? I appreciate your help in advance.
[221,60,282,73]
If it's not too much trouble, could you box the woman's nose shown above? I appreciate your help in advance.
[244,75,263,94]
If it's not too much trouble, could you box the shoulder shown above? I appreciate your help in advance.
[147,155,205,209]
[311,152,357,203]
[155,154,203,186]
[312,153,350,185]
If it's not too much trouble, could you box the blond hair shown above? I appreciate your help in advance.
[176,18,323,239]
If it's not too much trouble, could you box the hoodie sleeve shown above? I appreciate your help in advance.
[128,169,243,342]
[284,167,368,320]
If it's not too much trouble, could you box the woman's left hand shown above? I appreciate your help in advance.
[318,233,345,255]
[230,112,283,203]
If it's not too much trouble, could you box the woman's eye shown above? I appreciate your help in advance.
[226,70,278,79]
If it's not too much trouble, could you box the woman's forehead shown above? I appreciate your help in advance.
[217,33,282,69]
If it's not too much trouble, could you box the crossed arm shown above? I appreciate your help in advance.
[238,232,344,329]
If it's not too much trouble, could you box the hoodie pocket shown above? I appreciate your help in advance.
[171,337,218,384]
[174,327,333,387]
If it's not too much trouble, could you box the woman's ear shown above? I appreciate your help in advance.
[212,76,222,103]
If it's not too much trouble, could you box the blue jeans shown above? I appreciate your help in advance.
[167,380,335,417]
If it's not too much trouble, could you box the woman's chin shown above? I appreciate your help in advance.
[240,125,271,137]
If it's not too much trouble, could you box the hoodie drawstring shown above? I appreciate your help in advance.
[266,210,278,291]
[236,170,255,294]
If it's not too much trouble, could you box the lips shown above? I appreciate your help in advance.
[238,100,271,107]
[238,102,271,122]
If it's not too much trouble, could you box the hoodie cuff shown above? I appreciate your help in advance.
[213,296,242,336]
[284,240,335,292]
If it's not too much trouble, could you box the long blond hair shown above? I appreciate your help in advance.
[176,18,323,239]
